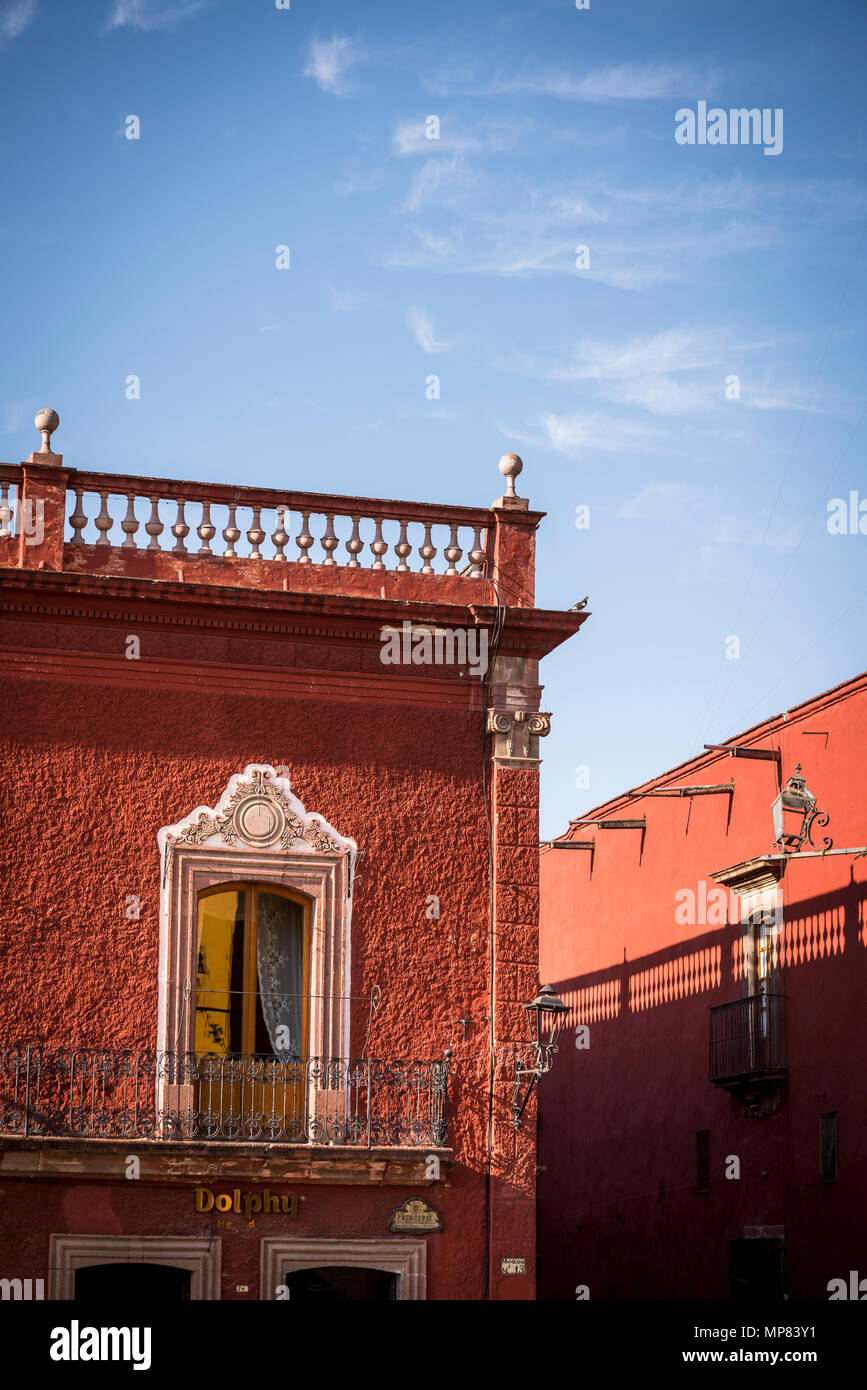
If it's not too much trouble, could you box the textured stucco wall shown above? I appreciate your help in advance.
[538,676,867,1300]
[0,605,541,1298]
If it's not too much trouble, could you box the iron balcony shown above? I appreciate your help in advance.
[0,1047,450,1148]
[708,992,787,1087]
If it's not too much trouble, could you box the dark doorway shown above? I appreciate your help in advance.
[729,1240,784,1300]
[75,1263,191,1301]
[282,1266,397,1300]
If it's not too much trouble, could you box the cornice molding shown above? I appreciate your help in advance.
[0,646,487,710]
[0,572,585,657]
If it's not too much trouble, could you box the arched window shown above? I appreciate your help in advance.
[195,885,310,1060]
[158,765,356,1062]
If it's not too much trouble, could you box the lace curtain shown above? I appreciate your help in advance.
[256,892,305,1060]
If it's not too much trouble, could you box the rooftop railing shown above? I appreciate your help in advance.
[1,419,540,603]
[0,1047,450,1148]
[0,465,492,578]
[73,472,491,576]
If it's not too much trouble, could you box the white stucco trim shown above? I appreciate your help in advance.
[156,765,356,1060]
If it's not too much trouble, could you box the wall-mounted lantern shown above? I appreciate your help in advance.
[513,984,569,1130]
[771,764,832,853]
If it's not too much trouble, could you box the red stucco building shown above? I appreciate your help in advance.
[539,671,867,1301]
[0,411,584,1301]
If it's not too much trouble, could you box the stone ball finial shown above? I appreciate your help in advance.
[35,408,60,454]
[498,452,523,498]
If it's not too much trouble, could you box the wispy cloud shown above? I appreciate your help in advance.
[329,287,365,314]
[615,172,867,226]
[542,411,661,456]
[304,35,360,96]
[744,375,824,412]
[494,327,832,419]
[334,168,384,197]
[0,0,36,42]
[105,0,206,31]
[1,398,36,433]
[406,306,449,354]
[619,482,702,521]
[385,160,865,291]
[502,411,660,459]
[430,60,708,102]
[496,328,724,414]
[528,328,722,383]
[621,481,802,552]
[401,156,475,213]
[387,182,610,275]
[392,116,516,157]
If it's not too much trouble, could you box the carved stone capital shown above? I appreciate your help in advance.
[486,709,551,764]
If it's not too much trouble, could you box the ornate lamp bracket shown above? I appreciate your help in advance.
[513,1042,559,1130]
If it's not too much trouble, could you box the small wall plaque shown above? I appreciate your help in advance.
[501,1257,526,1275]
[388,1198,442,1233]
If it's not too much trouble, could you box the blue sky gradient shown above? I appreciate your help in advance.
[1,0,865,836]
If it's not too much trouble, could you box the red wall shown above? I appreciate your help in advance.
[0,662,490,1058]
[4,1174,490,1301]
[0,609,527,1297]
[538,674,867,1300]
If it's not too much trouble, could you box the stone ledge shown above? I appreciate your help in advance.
[0,1138,454,1187]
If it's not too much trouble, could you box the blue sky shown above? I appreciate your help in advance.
[1,0,865,837]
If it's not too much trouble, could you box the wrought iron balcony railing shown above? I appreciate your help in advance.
[708,993,787,1086]
[0,1048,450,1148]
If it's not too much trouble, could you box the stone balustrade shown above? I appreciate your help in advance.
[1,467,491,578]
[60,472,490,577]
[0,413,542,606]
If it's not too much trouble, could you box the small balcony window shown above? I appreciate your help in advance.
[195,884,309,1060]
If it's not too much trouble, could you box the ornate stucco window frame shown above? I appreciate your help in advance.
[157,765,357,1063]
[710,857,785,995]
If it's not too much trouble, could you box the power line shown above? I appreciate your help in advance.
[726,579,867,734]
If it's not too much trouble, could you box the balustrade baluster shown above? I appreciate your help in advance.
[418,523,436,574]
[468,526,485,577]
[444,524,462,576]
[120,494,139,549]
[0,484,13,539]
[272,505,289,559]
[145,497,164,552]
[247,505,265,559]
[69,490,87,544]
[171,500,189,556]
[370,517,388,570]
[223,504,240,559]
[296,512,313,563]
[395,521,412,572]
[346,516,363,567]
[94,492,113,547]
[321,514,338,565]
[197,501,215,556]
